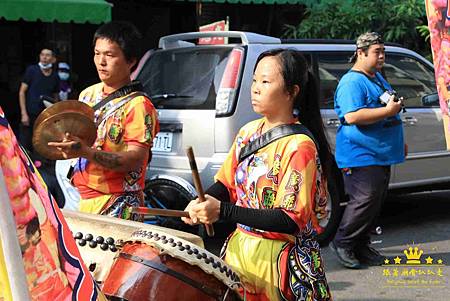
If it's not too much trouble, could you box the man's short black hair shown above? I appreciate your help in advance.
[40,47,54,55]
[93,21,143,63]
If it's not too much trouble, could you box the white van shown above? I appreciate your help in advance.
[134,31,443,242]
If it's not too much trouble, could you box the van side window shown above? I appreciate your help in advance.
[383,55,437,107]
[316,53,353,109]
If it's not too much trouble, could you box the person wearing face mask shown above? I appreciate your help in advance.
[57,62,72,101]
[18,48,60,154]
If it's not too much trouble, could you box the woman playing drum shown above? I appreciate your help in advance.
[183,49,333,300]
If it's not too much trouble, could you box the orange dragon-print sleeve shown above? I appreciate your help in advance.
[275,138,319,230]
[123,96,159,147]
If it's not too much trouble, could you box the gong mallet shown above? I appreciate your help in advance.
[186,146,215,237]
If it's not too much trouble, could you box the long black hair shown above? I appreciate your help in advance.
[254,49,332,173]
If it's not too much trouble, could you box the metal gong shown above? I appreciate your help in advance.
[32,101,97,160]
[33,100,95,131]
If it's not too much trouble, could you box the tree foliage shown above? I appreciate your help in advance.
[284,0,430,57]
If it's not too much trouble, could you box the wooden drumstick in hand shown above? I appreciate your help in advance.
[186,146,215,237]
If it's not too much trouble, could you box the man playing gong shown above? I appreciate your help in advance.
[49,21,159,220]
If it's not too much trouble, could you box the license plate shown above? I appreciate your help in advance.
[152,132,173,152]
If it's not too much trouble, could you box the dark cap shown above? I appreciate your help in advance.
[356,32,384,49]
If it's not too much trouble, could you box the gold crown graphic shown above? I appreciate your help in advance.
[403,247,423,264]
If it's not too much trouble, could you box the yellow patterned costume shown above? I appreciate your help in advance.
[216,118,332,301]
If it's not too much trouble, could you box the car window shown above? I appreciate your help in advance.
[383,55,437,107]
[137,47,234,110]
[316,52,353,109]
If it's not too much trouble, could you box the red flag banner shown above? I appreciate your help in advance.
[199,20,228,45]
[426,0,450,148]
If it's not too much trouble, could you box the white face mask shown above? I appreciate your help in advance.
[58,72,70,81]
[39,62,53,70]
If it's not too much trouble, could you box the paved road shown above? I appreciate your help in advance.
[323,190,450,301]
[205,190,450,300]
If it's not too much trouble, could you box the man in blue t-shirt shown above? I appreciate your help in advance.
[18,48,60,153]
[330,32,405,269]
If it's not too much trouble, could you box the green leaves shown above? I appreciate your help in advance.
[284,0,430,57]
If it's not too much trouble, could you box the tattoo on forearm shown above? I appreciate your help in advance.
[93,151,122,169]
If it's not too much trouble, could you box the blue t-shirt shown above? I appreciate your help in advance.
[22,64,59,115]
[334,70,404,168]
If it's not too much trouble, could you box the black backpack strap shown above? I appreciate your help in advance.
[238,124,317,163]
[96,91,147,126]
[93,80,143,112]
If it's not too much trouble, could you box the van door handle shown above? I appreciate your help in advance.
[401,116,417,125]
[326,118,340,127]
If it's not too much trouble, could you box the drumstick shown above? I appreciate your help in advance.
[186,146,215,237]
[130,207,190,218]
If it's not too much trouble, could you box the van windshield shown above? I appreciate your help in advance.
[137,47,233,109]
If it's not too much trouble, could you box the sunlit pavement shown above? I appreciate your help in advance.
[323,191,450,301]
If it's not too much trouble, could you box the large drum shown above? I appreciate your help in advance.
[102,229,242,301]
[63,210,204,283]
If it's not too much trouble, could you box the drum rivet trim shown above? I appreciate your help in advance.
[170,242,176,247]
[109,245,118,252]
[187,249,193,255]
[162,240,168,244]
[184,245,191,250]
[100,243,109,251]
[204,258,211,264]
[89,240,98,248]
[168,238,174,243]
[178,246,185,251]
[78,239,86,246]
[154,237,160,241]
[74,232,83,240]
[160,235,166,240]
[96,236,105,244]
[201,253,207,259]
[176,241,182,246]
[212,262,218,268]
[106,237,115,245]
[85,233,93,241]
[196,254,203,259]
